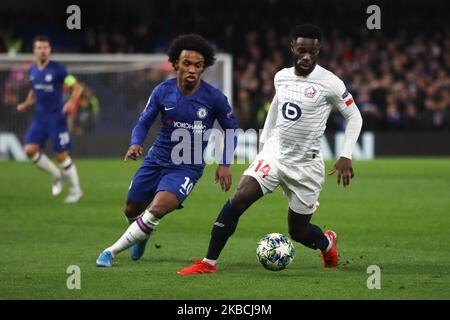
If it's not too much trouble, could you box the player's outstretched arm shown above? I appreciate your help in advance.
[63,79,83,114]
[124,144,144,161]
[327,78,363,188]
[330,104,362,187]
[215,94,238,193]
[128,85,162,157]
[17,90,35,112]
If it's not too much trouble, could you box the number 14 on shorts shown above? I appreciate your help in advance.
[252,159,271,178]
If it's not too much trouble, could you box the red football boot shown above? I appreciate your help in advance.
[320,230,339,268]
[177,260,217,275]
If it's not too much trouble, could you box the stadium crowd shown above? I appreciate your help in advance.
[1,0,449,132]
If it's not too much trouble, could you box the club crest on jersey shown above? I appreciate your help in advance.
[45,74,53,82]
[197,107,208,119]
[304,86,316,98]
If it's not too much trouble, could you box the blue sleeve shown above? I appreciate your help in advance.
[59,64,69,82]
[27,67,33,90]
[130,85,162,146]
[215,94,238,167]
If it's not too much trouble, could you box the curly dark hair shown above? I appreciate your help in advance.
[290,24,322,42]
[168,34,216,69]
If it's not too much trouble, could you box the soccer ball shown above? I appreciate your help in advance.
[256,233,296,271]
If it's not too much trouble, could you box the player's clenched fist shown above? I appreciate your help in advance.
[124,144,144,161]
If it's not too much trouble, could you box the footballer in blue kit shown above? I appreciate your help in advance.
[96,34,237,268]
[17,35,83,203]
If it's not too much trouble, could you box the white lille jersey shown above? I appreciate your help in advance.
[263,65,356,164]
[244,65,359,215]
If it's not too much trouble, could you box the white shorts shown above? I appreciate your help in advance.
[243,146,325,215]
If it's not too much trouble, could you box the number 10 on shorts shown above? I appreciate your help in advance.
[254,159,271,178]
[59,132,70,146]
[179,177,194,196]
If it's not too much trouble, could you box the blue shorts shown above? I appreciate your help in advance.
[24,114,71,152]
[127,160,203,207]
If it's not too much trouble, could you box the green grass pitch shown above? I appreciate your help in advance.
[0,158,449,299]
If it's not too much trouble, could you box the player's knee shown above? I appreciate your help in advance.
[147,203,170,219]
[24,145,38,158]
[229,190,251,213]
[55,152,68,163]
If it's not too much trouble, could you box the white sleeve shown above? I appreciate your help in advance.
[259,94,278,146]
[327,77,363,160]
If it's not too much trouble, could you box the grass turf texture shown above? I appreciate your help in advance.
[0,158,449,299]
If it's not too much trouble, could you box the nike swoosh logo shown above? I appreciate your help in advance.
[164,107,175,111]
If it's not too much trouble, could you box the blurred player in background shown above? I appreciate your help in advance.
[178,24,363,274]
[96,34,237,268]
[16,35,83,203]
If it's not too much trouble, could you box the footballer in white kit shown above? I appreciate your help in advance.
[244,63,361,215]
[179,24,363,275]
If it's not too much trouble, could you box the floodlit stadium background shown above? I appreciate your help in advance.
[0,0,449,159]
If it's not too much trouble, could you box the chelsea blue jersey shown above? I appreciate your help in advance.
[131,78,237,171]
[28,60,68,119]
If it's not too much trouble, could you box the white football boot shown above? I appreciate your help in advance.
[52,177,63,196]
[64,188,83,203]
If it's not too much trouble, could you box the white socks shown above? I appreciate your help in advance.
[202,258,217,266]
[60,157,81,191]
[106,210,160,257]
[31,152,61,179]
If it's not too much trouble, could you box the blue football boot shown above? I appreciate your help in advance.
[130,236,150,261]
[96,251,113,268]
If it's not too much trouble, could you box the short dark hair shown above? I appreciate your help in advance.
[33,35,51,45]
[290,24,322,42]
[168,34,216,69]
